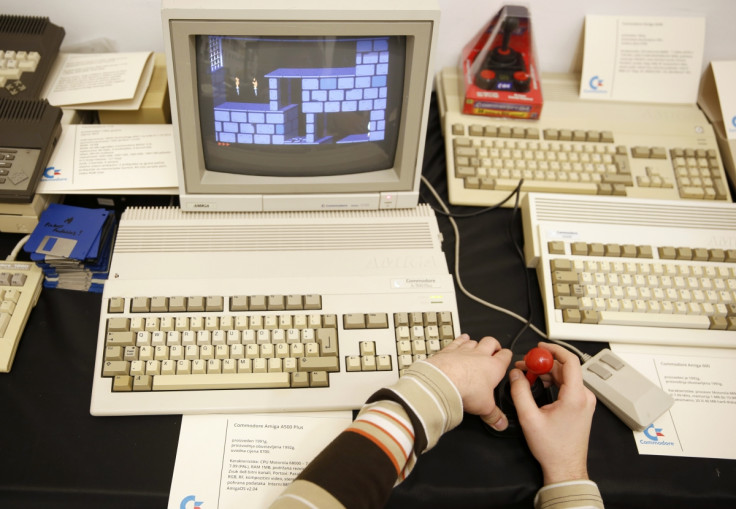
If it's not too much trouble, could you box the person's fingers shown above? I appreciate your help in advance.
[493,347,513,367]
[480,404,508,431]
[538,343,583,387]
[441,334,470,351]
[508,368,539,417]
[476,335,502,353]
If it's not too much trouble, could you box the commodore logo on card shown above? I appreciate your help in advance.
[180,495,203,509]
[584,75,606,94]
[640,424,674,446]
[43,166,61,179]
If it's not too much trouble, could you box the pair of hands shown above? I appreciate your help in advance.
[425,334,596,485]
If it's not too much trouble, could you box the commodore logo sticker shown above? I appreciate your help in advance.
[582,75,607,96]
[43,166,62,179]
[640,424,674,446]
[180,495,204,509]
[643,424,664,441]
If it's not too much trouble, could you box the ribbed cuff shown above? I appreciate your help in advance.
[534,480,604,509]
[367,360,463,454]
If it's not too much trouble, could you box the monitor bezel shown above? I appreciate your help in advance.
[167,19,434,197]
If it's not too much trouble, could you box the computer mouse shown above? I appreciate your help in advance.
[484,347,557,437]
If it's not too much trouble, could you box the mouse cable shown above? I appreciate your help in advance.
[420,175,590,363]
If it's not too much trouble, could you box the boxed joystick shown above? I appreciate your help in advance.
[460,4,543,119]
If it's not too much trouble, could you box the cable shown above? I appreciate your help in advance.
[6,234,30,262]
[420,175,590,362]
[420,179,524,218]
[421,175,546,337]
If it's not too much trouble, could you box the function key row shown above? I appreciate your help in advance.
[549,241,736,262]
[452,123,616,144]
[108,294,323,314]
[548,241,653,259]
[658,246,736,262]
[452,123,539,140]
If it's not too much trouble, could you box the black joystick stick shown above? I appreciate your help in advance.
[488,16,521,67]
[485,347,557,437]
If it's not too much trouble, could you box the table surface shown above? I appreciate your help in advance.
[1,97,734,509]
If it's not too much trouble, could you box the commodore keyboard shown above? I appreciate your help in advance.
[436,67,733,207]
[0,260,43,372]
[90,205,460,415]
[522,193,736,348]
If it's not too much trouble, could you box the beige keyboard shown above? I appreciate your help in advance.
[0,260,43,372]
[92,282,459,416]
[436,67,733,207]
[522,193,736,348]
[101,302,456,392]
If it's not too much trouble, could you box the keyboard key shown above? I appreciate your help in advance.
[153,372,291,390]
[597,311,710,329]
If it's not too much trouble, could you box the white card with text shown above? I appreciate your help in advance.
[580,15,705,104]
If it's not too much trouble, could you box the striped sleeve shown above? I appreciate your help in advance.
[534,480,605,509]
[366,360,464,454]
[269,360,462,508]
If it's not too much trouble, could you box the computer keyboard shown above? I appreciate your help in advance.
[90,205,460,416]
[522,192,736,348]
[0,15,64,98]
[436,67,733,207]
[0,260,43,372]
[92,281,459,415]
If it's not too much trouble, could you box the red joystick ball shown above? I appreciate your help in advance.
[524,347,554,384]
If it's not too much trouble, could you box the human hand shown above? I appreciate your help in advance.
[510,342,596,485]
[425,334,512,431]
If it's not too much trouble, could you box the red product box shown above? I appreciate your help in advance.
[460,5,543,119]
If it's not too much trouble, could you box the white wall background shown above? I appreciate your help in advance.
[2,0,734,74]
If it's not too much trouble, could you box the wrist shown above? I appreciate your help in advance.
[542,466,589,486]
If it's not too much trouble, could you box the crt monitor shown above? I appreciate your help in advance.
[162,0,440,212]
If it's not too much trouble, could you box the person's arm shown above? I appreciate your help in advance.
[270,334,511,509]
[510,342,604,509]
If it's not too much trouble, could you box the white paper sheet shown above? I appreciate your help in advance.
[46,52,154,110]
[610,343,736,460]
[168,412,353,509]
[712,61,736,140]
[38,124,177,193]
[580,15,705,103]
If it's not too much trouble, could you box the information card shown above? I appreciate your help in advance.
[38,124,177,193]
[580,15,705,103]
[168,412,352,509]
[610,343,736,460]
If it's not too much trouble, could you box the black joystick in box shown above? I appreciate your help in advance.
[474,16,530,93]
[460,4,542,119]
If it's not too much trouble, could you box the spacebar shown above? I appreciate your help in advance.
[597,311,710,329]
[152,373,291,390]
[495,179,598,194]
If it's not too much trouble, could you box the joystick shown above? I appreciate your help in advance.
[474,16,529,92]
[485,347,557,437]
[523,347,554,384]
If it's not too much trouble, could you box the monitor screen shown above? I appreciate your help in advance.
[198,35,405,178]
[163,0,439,211]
